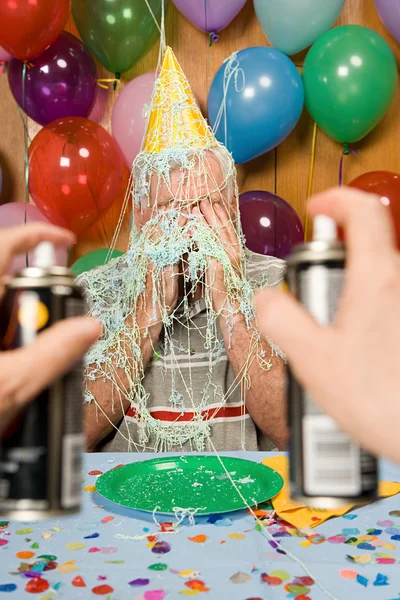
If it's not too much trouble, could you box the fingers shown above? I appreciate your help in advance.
[214,203,239,247]
[0,317,100,412]
[309,187,397,270]
[0,223,75,276]
[255,288,328,375]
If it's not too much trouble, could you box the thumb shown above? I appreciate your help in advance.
[2,317,100,409]
[255,288,328,375]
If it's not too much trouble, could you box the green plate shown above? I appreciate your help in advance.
[96,455,284,516]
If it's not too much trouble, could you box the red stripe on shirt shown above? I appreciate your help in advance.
[126,404,249,422]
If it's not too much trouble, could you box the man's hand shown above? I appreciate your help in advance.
[256,187,400,462]
[0,224,100,434]
[192,200,243,312]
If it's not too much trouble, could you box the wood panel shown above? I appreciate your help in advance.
[0,0,399,259]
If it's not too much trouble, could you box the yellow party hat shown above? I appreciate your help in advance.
[143,46,216,153]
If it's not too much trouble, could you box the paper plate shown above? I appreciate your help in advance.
[96,455,284,516]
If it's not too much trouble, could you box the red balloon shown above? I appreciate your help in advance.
[28,117,127,236]
[0,0,70,61]
[349,171,400,248]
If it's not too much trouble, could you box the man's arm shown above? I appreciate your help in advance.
[85,264,178,451]
[84,314,163,451]
[217,312,287,449]
[193,200,287,449]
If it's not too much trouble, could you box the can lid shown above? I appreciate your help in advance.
[33,242,56,269]
[313,215,337,242]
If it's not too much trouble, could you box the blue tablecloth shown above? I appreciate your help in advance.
[1,452,400,600]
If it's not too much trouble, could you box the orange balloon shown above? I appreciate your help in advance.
[28,117,127,236]
[0,0,70,61]
[349,171,400,248]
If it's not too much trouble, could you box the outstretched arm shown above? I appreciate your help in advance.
[192,200,287,449]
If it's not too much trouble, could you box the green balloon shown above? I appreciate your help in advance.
[303,25,397,144]
[72,0,167,74]
[71,248,124,277]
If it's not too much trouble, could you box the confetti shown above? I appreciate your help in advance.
[16,551,35,559]
[230,572,251,584]
[151,542,171,554]
[101,516,115,524]
[377,520,394,528]
[373,573,389,586]
[0,540,8,547]
[340,570,358,580]
[184,580,210,591]
[89,470,103,476]
[389,510,400,517]
[144,591,166,600]
[92,584,114,595]
[41,532,54,540]
[31,561,47,573]
[261,574,282,586]
[84,486,96,493]
[84,533,100,539]
[227,533,246,540]
[188,535,207,544]
[0,584,17,592]
[129,579,150,587]
[269,570,290,582]
[105,560,125,564]
[37,555,56,561]
[25,578,49,593]
[15,529,33,535]
[99,546,118,554]
[178,571,200,579]
[356,574,368,587]
[285,584,310,595]
[65,542,85,551]
[57,561,78,574]
[72,576,86,587]
[343,514,358,520]
[148,564,168,571]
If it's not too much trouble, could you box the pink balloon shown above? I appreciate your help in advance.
[0,45,12,63]
[112,72,156,167]
[0,203,69,274]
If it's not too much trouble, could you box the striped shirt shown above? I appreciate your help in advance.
[100,251,286,453]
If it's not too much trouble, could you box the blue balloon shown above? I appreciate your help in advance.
[208,47,304,164]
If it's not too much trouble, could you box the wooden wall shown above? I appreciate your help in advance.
[0,0,399,262]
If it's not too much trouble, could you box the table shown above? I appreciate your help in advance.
[1,452,400,600]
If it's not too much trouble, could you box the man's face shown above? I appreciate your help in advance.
[136,150,237,229]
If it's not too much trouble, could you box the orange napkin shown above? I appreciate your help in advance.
[262,455,400,529]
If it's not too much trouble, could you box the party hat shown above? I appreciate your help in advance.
[143,46,216,153]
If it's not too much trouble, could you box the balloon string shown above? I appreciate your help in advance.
[304,122,318,241]
[21,62,30,267]
[97,78,121,90]
[338,143,360,186]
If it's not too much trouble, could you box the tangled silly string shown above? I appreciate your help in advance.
[81,143,281,452]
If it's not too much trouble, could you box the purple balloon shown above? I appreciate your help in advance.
[172,0,247,33]
[239,190,304,259]
[374,0,400,43]
[8,32,97,126]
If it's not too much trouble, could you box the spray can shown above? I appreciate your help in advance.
[286,216,378,509]
[0,243,85,519]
